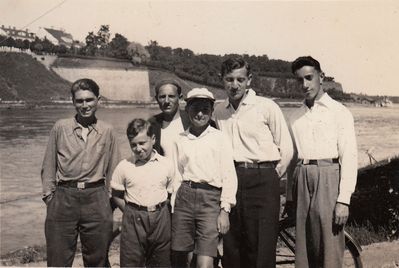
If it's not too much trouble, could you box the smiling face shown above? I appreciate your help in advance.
[294,65,325,105]
[186,98,214,129]
[156,84,180,117]
[128,130,155,162]
[73,89,99,121]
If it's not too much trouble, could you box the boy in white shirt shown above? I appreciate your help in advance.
[171,88,238,268]
[111,118,174,267]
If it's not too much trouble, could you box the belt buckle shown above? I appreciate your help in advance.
[302,159,310,165]
[77,182,85,189]
[147,205,156,212]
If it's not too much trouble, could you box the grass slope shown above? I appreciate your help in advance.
[0,52,71,101]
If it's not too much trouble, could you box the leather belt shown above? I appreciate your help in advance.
[300,158,339,165]
[234,161,276,169]
[126,200,168,212]
[57,180,105,189]
[182,180,221,191]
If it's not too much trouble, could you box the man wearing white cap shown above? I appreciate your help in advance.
[171,88,238,268]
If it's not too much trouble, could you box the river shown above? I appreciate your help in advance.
[1,105,398,254]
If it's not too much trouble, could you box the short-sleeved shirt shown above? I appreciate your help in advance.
[111,151,174,207]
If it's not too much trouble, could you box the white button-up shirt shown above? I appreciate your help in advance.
[111,152,174,207]
[174,126,238,210]
[161,110,185,158]
[213,88,293,177]
[289,93,358,204]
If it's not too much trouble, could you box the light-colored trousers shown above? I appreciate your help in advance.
[293,160,345,268]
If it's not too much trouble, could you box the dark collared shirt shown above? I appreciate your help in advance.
[41,117,121,198]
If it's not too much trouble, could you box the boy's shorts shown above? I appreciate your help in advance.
[172,181,221,257]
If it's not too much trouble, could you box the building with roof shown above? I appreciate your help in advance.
[36,27,78,48]
[0,25,36,41]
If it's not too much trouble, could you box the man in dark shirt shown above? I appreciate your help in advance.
[41,78,121,267]
[149,79,191,157]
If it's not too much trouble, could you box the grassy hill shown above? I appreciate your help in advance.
[0,52,71,102]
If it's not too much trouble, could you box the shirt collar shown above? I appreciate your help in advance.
[134,150,160,164]
[182,124,216,139]
[73,115,99,133]
[302,92,334,111]
[224,88,256,108]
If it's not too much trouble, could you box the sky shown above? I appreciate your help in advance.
[1,0,398,96]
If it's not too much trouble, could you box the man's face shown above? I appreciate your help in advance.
[222,67,252,103]
[294,66,324,102]
[156,84,180,116]
[186,99,213,129]
[73,90,99,120]
[129,130,155,162]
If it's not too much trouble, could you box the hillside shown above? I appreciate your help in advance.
[52,56,227,100]
[0,53,345,102]
[0,52,71,101]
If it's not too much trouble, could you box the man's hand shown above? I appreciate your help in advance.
[43,193,54,205]
[334,202,349,226]
[217,210,230,235]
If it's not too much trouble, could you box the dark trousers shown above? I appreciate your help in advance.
[120,203,171,267]
[45,185,113,267]
[293,163,345,268]
[222,167,280,268]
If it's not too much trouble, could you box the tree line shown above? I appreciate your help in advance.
[1,24,352,100]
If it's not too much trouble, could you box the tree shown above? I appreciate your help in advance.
[41,37,54,54]
[109,33,129,58]
[85,31,97,56]
[5,37,16,50]
[22,39,30,51]
[127,41,150,64]
[96,24,110,56]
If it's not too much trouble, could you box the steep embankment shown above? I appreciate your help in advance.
[52,56,225,101]
[0,52,71,101]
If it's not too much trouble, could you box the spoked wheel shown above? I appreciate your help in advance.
[277,217,363,268]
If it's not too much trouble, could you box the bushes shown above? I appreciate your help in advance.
[349,157,399,240]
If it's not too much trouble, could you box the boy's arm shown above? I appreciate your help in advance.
[112,189,125,212]
[106,129,122,194]
[219,136,238,212]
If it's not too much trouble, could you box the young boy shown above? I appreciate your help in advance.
[171,88,238,268]
[111,118,174,267]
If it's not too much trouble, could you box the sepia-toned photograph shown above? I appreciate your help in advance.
[0,0,398,267]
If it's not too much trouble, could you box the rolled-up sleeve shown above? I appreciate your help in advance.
[110,161,126,192]
[220,136,238,210]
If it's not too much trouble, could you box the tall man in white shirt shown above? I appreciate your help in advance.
[214,57,293,268]
[288,56,358,268]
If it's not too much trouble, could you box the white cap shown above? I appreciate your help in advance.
[185,87,215,101]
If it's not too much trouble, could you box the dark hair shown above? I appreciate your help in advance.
[155,79,182,96]
[220,57,252,77]
[291,56,322,74]
[126,118,154,139]
[71,78,100,98]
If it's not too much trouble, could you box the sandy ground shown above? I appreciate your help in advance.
[21,240,399,268]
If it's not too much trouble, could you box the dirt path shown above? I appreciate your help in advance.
[24,240,399,267]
